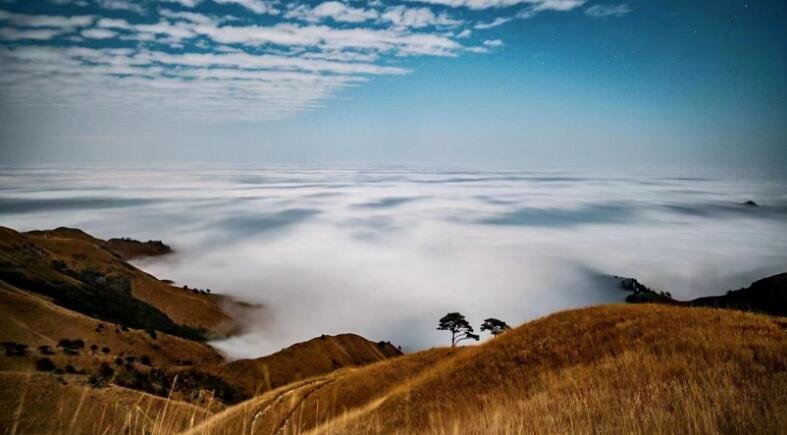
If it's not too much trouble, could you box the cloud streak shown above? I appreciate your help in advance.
[585,3,634,18]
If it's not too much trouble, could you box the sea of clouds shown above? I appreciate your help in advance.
[1,165,785,358]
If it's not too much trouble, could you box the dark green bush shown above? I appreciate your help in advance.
[35,358,56,372]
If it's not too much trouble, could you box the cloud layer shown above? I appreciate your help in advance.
[1,165,785,358]
[0,0,617,121]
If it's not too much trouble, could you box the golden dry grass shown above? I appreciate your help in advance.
[192,304,787,435]
[202,334,402,397]
[0,282,224,371]
[0,372,215,434]
[20,227,238,336]
[1,304,785,434]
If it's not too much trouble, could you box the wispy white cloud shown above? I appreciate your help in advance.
[286,1,379,24]
[516,0,586,19]
[405,0,584,11]
[407,0,586,22]
[456,28,472,38]
[158,10,221,25]
[166,0,281,15]
[0,10,94,28]
[81,28,117,39]
[1,0,590,121]
[473,17,511,29]
[382,5,462,29]
[130,50,410,75]
[96,0,146,15]
[0,45,368,120]
[585,3,634,18]
[0,27,63,40]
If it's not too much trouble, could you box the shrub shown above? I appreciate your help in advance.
[65,364,83,374]
[57,339,85,355]
[1,342,29,357]
[102,347,111,354]
[88,375,106,388]
[139,355,152,366]
[38,345,54,355]
[98,362,114,379]
[35,358,56,372]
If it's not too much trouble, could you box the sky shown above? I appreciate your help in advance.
[0,0,785,168]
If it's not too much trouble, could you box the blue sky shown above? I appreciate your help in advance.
[0,0,784,168]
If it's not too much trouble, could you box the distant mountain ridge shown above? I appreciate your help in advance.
[621,272,787,317]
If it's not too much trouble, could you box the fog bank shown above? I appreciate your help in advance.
[1,165,785,358]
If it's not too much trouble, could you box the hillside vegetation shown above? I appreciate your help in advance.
[0,226,237,338]
[188,304,787,435]
[0,372,213,434]
[1,225,785,434]
[0,225,407,433]
[623,272,787,317]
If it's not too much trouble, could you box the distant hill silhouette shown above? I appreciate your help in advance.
[622,272,787,317]
[688,273,787,317]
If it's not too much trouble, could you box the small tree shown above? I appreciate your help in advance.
[480,318,511,336]
[437,312,480,347]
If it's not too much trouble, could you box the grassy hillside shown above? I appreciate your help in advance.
[0,372,215,434]
[105,237,172,260]
[0,224,408,432]
[0,226,238,339]
[0,281,223,372]
[2,224,784,434]
[203,334,401,397]
[187,304,787,434]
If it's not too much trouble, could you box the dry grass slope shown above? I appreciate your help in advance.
[17,226,237,336]
[0,372,215,434]
[189,304,787,435]
[205,334,402,397]
[0,281,223,372]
